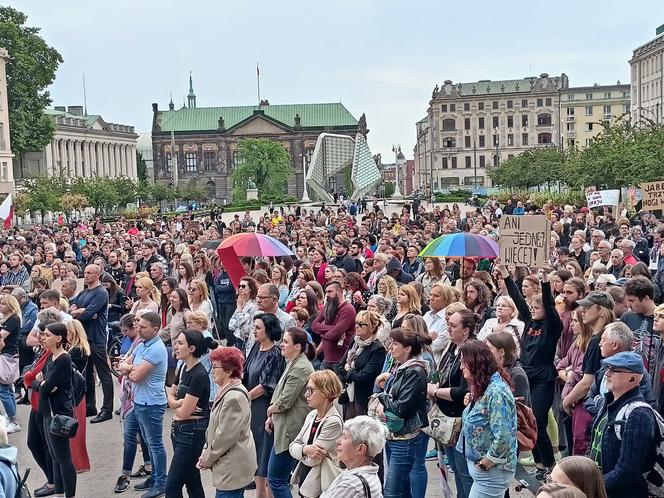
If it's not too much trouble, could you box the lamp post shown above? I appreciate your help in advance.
[391,144,403,198]
[301,153,311,203]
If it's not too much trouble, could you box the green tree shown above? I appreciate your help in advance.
[231,138,294,201]
[23,176,60,219]
[0,7,62,157]
[136,151,148,183]
[177,178,206,204]
[112,177,138,207]
[150,183,176,210]
[80,177,118,215]
[59,193,89,221]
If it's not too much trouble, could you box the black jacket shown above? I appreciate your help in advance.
[336,339,386,412]
[435,342,469,417]
[377,361,429,436]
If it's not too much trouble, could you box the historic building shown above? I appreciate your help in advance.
[15,106,138,182]
[422,73,567,190]
[630,24,664,124]
[151,77,366,202]
[0,48,15,196]
[413,116,429,192]
[560,83,630,149]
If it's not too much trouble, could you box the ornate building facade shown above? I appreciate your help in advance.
[630,24,664,124]
[15,106,138,182]
[420,73,567,190]
[151,78,366,202]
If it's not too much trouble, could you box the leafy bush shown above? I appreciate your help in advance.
[493,190,586,207]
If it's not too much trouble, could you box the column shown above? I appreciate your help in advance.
[103,143,109,176]
[99,143,105,176]
[82,141,89,177]
[45,140,53,177]
[113,144,119,177]
[109,143,115,177]
[91,142,98,177]
[75,140,83,177]
[56,139,64,176]
[123,144,129,176]
[51,140,58,176]
[66,140,73,176]
[130,145,137,179]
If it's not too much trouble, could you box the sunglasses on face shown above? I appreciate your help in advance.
[238,284,248,289]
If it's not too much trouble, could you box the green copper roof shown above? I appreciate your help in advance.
[157,103,358,132]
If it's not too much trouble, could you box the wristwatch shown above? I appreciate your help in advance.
[477,461,489,471]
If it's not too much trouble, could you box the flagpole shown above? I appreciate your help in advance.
[257,62,261,104]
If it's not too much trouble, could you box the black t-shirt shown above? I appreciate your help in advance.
[583,334,602,376]
[175,362,210,419]
[0,315,20,356]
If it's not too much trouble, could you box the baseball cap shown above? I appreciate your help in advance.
[577,291,614,310]
[601,352,644,374]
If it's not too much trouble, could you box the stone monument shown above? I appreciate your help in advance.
[246,178,258,201]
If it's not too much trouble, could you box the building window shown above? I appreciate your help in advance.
[479,135,486,147]
[585,106,593,116]
[492,116,499,128]
[567,107,575,116]
[522,134,529,146]
[478,117,485,129]
[464,117,471,130]
[522,99,528,108]
[537,113,552,126]
[464,103,470,111]
[545,98,552,106]
[522,114,528,127]
[465,156,471,168]
[493,101,499,109]
[479,156,485,167]
[451,157,457,168]
[464,136,471,148]
[232,150,244,167]
[443,137,456,148]
[603,105,611,115]
[585,138,593,146]
[567,123,575,131]
[537,98,543,107]
[507,134,514,146]
[442,118,456,131]
[604,92,611,99]
[494,154,500,167]
[441,104,447,112]
[623,103,630,114]
[203,151,216,171]
[165,153,173,173]
[568,139,575,147]
[478,102,485,111]
[538,133,552,144]
[185,152,197,173]
[585,123,594,132]
[442,157,448,169]
[507,100,513,109]
[568,94,575,100]
[450,104,456,112]
[507,115,514,127]
[586,93,593,100]
[493,134,499,146]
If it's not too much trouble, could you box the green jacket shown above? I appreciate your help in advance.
[271,353,314,454]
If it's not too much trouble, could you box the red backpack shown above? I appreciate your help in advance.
[516,398,538,452]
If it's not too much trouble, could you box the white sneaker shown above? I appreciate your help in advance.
[6,422,20,434]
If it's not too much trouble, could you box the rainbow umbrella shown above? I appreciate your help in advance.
[217,232,293,257]
[419,232,499,259]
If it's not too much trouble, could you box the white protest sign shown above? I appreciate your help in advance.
[585,189,620,208]
[499,215,551,268]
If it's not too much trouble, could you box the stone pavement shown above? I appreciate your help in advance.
[9,386,533,497]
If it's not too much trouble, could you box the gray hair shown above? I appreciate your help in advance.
[592,230,606,239]
[611,249,624,258]
[62,277,78,289]
[10,287,26,300]
[367,294,389,313]
[343,416,387,458]
[37,308,61,328]
[621,239,635,250]
[603,322,633,352]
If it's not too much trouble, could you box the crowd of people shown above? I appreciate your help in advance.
[0,197,662,498]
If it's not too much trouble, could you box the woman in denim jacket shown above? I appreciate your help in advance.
[457,340,517,498]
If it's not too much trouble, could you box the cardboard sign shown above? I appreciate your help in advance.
[585,189,620,208]
[640,181,664,211]
[499,215,551,268]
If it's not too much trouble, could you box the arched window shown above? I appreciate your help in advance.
[442,118,456,131]
[537,113,552,126]
[538,133,552,144]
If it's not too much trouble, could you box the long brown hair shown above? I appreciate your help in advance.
[572,308,593,352]
[459,340,513,399]
[554,456,608,498]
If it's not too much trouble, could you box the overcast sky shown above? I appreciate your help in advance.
[10,0,663,160]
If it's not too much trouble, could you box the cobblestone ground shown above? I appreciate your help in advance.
[10,387,533,497]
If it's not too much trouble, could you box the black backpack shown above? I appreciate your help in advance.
[0,455,30,498]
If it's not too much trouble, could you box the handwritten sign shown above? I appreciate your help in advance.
[585,189,620,208]
[640,181,664,211]
[499,215,551,268]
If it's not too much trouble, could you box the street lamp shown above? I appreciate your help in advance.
[301,153,311,203]
[391,144,403,198]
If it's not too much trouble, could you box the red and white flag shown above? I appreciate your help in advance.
[0,194,13,229]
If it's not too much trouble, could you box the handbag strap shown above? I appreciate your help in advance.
[211,386,248,411]
[355,474,371,498]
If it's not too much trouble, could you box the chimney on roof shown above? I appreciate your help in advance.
[260,99,270,106]
[68,106,84,116]
[54,106,66,112]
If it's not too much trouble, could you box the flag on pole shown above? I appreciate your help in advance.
[0,194,13,229]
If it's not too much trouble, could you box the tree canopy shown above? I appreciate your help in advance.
[231,138,294,201]
[0,6,62,157]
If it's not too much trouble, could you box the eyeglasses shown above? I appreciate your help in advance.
[237,284,248,289]
[211,364,223,370]
[606,366,633,375]
[304,387,316,395]
[188,288,197,293]
[355,321,368,327]
[256,295,274,301]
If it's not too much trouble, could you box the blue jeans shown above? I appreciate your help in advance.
[443,446,473,498]
[267,447,296,498]
[122,409,151,473]
[384,432,429,498]
[467,459,514,498]
[215,489,244,498]
[165,418,207,498]
[134,403,167,489]
[0,383,16,419]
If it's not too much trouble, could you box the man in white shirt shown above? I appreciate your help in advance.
[423,284,450,365]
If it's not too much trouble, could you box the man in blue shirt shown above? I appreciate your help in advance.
[120,312,168,498]
[71,264,111,422]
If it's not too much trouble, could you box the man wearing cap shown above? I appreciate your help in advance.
[589,351,656,498]
[385,257,414,286]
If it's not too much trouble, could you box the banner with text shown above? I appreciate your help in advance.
[499,215,551,268]
[585,189,620,208]
[640,181,664,211]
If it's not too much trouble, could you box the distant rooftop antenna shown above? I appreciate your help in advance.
[82,73,88,115]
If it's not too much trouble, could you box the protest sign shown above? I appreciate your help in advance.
[499,215,550,268]
[640,181,664,211]
[585,189,620,208]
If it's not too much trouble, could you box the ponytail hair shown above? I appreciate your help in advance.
[46,322,69,348]
[285,327,316,361]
